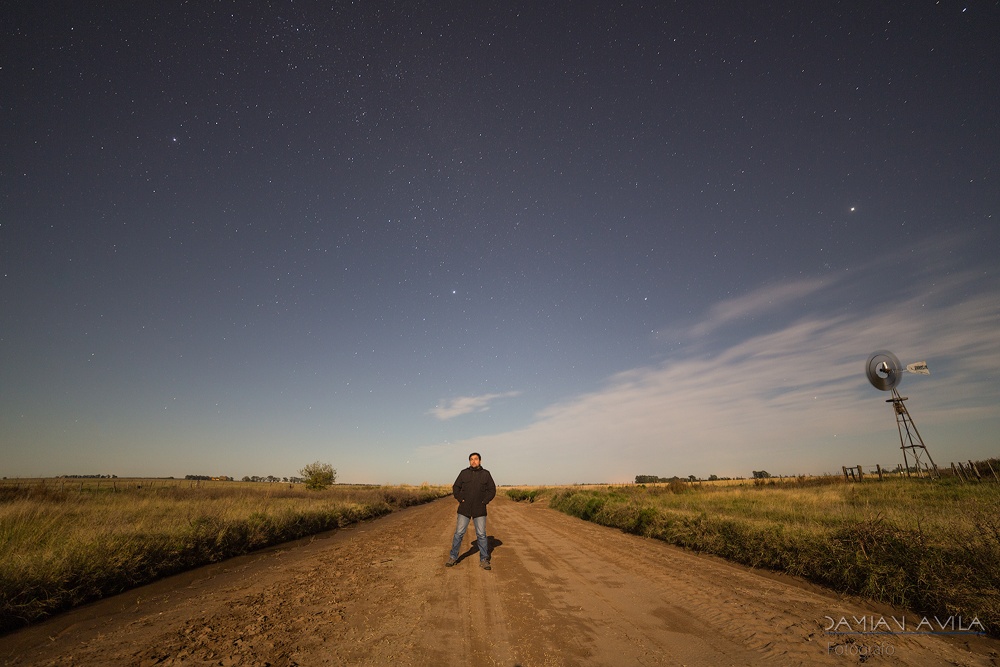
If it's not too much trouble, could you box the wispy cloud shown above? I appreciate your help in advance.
[429,391,521,421]
[688,277,834,338]
[424,253,1000,484]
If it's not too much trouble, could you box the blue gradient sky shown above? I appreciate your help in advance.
[2,2,998,484]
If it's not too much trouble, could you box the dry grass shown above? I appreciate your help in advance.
[0,480,449,633]
[550,477,1000,636]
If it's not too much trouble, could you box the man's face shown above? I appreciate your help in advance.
[469,454,481,468]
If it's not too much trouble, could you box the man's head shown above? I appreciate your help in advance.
[469,452,482,468]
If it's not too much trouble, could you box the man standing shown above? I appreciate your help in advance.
[446,452,497,570]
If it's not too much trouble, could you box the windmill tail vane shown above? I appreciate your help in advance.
[905,361,930,375]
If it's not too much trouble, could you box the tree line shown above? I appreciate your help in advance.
[183,474,304,483]
[183,462,336,490]
[635,474,738,484]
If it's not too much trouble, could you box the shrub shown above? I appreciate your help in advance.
[506,488,542,503]
[299,461,337,490]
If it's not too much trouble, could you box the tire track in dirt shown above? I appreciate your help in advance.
[498,498,997,666]
[1,495,998,667]
[494,497,763,666]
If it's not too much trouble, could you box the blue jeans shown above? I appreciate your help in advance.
[450,514,488,562]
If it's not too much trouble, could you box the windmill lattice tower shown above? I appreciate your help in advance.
[865,350,938,478]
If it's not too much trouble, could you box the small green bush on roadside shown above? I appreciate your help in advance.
[506,488,543,503]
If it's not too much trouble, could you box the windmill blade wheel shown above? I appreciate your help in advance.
[866,350,902,391]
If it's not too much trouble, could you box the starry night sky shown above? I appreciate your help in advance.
[2,2,998,484]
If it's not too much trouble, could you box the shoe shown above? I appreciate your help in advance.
[480,560,491,570]
[445,558,458,567]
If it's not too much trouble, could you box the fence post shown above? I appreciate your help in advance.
[876,464,883,480]
[842,466,849,482]
[957,462,969,483]
[986,459,1000,483]
[857,465,864,480]
[968,460,982,481]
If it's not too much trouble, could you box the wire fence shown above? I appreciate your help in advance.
[839,458,1000,483]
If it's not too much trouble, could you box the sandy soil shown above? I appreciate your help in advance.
[1,495,998,666]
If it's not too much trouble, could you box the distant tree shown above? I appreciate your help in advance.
[688,475,697,482]
[708,474,719,481]
[300,461,337,490]
[752,470,771,479]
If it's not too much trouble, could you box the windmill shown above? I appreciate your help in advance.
[865,350,937,477]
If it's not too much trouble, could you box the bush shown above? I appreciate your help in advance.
[299,461,337,490]
[506,488,542,503]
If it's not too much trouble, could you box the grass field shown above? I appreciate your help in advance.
[0,479,450,633]
[541,476,1000,636]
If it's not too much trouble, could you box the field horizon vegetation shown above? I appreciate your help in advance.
[5,460,998,639]
[506,464,1000,637]
[0,478,449,634]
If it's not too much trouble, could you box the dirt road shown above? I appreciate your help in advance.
[2,495,997,666]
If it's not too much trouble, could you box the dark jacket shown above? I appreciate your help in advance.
[452,466,496,518]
